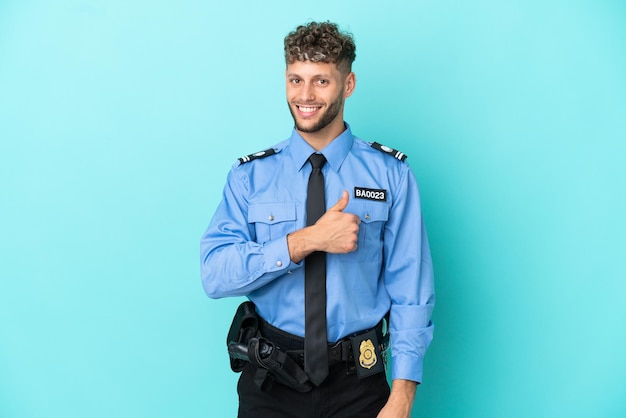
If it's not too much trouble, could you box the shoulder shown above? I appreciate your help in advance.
[352,138,409,165]
[369,142,408,162]
[236,148,277,165]
[232,140,289,169]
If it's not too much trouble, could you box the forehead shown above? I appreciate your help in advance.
[286,60,342,78]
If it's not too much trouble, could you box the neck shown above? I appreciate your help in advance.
[297,118,346,151]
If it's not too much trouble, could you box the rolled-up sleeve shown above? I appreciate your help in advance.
[383,166,435,383]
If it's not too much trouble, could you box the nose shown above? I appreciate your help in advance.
[300,83,315,102]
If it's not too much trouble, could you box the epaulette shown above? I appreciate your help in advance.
[370,142,408,162]
[237,148,277,165]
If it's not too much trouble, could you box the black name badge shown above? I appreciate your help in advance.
[350,329,385,379]
[354,187,387,202]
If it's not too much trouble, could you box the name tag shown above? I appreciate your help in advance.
[354,187,387,202]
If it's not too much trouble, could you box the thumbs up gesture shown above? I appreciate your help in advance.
[327,189,351,213]
[287,190,361,263]
[318,190,361,252]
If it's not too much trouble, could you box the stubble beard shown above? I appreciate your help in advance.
[288,93,344,134]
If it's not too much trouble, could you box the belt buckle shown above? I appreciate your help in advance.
[343,340,357,374]
[328,340,342,364]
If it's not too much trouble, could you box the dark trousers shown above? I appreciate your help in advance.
[237,361,390,418]
[237,319,390,417]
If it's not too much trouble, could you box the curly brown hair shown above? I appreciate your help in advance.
[284,21,356,74]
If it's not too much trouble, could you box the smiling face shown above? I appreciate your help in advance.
[286,60,356,148]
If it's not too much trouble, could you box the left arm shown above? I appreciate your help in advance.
[380,165,435,413]
[377,379,417,418]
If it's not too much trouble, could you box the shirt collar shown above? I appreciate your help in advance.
[288,123,354,173]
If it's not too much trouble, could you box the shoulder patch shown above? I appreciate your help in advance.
[370,142,408,162]
[237,148,277,165]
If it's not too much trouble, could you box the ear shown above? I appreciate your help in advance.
[343,72,356,98]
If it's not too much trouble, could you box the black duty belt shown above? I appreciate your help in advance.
[226,301,389,392]
[258,317,389,375]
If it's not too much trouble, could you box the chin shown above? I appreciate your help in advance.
[295,121,320,133]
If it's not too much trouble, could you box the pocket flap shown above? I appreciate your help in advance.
[248,203,297,225]
[348,202,389,223]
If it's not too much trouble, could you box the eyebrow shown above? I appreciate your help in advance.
[286,73,332,79]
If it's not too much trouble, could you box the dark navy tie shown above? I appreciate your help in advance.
[304,153,329,386]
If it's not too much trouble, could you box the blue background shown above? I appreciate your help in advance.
[1,1,625,417]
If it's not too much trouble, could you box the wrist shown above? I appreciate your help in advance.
[389,379,417,403]
[287,227,316,263]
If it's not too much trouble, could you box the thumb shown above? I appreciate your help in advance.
[329,190,349,212]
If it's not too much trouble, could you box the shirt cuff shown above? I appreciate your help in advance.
[262,235,299,273]
[391,353,424,383]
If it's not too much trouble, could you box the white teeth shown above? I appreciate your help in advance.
[298,106,318,113]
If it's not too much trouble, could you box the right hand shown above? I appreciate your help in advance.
[313,190,360,254]
[287,190,360,263]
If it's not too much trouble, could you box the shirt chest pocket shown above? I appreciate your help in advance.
[248,203,297,244]
[342,202,389,263]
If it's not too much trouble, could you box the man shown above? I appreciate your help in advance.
[201,21,434,418]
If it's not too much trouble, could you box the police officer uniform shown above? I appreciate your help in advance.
[201,123,434,417]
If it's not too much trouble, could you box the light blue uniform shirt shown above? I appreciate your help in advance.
[201,124,434,382]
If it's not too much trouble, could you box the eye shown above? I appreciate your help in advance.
[317,79,329,86]
[289,78,301,84]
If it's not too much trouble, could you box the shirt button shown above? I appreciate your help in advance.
[365,214,371,220]
[276,260,283,267]
[268,215,275,221]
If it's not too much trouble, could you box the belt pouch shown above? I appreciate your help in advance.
[248,337,312,393]
[227,301,259,372]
